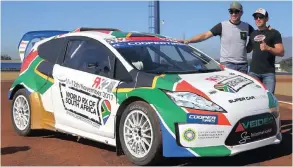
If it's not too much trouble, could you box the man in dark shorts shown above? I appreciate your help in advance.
[177,1,254,74]
[247,8,285,94]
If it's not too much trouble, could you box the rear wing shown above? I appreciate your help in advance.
[18,30,69,62]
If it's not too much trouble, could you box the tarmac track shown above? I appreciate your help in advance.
[1,81,292,166]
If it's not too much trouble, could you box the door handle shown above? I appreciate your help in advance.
[55,74,66,82]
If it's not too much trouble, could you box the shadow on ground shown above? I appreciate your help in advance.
[27,129,116,152]
[1,146,30,155]
[157,120,292,166]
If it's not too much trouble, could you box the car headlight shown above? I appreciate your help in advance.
[164,91,226,113]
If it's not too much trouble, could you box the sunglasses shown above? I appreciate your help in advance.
[229,9,240,14]
[254,14,265,20]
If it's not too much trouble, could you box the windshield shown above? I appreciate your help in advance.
[110,40,222,74]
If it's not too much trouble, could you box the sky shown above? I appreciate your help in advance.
[1,1,292,59]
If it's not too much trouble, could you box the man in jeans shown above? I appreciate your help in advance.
[247,8,284,94]
[177,1,254,73]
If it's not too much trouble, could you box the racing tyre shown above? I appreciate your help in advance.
[119,101,162,165]
[11,89,32,136]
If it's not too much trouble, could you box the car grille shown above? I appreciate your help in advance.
[225,113,277,146]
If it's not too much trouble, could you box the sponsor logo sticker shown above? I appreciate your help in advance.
[236,115,274,132]
[183,128,196,142]
[187,113,218,124]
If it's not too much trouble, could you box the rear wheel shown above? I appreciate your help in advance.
[119,101,162,165]
[11,89,32,136]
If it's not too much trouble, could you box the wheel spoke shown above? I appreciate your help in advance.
[125,125,133,131]
[23,115,29,122]
[141,120,147,129]
[142,137,150,147]
[127,119,135,128]
[140,140,147,153]
[142,134,152,139]
[138,114,143,127]
[131,114,137,125]
[142,127,151,133]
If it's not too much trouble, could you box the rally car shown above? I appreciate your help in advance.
[8,27,282,165]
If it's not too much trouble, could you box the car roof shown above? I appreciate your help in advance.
[64,27,172,41]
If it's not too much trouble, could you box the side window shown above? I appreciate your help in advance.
[62,39,114,78]
[38,37,67,64]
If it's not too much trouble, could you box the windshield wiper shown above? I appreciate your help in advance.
[196,69,222,73]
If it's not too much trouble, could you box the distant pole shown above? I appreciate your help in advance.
[154,1,160,34]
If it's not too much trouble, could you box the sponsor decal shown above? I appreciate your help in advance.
[225,113,277,146]
[59,78,117,127]
[229,72,236,75]
[228,94,266,103]
[92,77,117,93]
[110,41,184,48]
[59,83,102,128]
[64,79,114,101]
[101,100,111,124]
[214,84,235,93]
[205,75,229,82]
[183,128,196,142]
[208,90,217,95]
[238,131,251,144]
[235,115,274,132]
[218,75,253,92]
[239,128,272,144]
[196,130,225,140]
[228,96,255,103]
[254,34,266,42]
[187,113,218,124]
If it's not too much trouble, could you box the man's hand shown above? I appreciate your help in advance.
[176,39,189,44]
[176,39,185,43]
[260,40,270,51]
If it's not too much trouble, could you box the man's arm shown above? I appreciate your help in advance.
[260,31,284,56]
[246,39,253,53]
[246,24,254,53]
[265,43,284,56]
[177,23,222,44]
[185,31,213,43]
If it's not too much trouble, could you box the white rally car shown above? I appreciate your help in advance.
[8,27,281,165]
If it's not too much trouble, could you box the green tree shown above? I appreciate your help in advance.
[1,53,11,60]
[279,57,292,73]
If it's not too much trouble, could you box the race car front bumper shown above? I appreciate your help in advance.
[161,112,282,157]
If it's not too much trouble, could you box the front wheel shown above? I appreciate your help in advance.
[119,101,162,165]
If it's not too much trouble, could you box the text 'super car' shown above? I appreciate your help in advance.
[9,27,282,165]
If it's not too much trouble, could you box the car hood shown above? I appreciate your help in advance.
[159,69,272,112]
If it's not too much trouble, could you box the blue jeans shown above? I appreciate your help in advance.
[221,62,248,74]
[249,72,276,94]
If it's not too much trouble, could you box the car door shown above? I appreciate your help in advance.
[51,36,120,139]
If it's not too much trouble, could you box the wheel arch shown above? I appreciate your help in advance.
[8,84,27,100]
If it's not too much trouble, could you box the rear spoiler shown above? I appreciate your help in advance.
[18,30,69,62]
